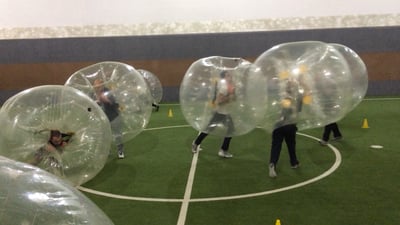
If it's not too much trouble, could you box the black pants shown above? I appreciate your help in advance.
[193,112,233,151]
[194,133,232,151]
[322,123,342,141]
[270,124,299,166]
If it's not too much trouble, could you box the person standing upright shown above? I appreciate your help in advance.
[191,71,236,158]
[94,79,125,159]
[269,79,302,178]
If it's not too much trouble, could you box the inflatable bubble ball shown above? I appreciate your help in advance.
[137,69,163,105]
[180,56,268,137]
[253,41,354,132]
[65,61,153,143]
[329,43,368,112]
[0,85,112,186]
[0,156,114,225]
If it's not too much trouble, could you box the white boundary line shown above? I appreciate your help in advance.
[78,126,342,225]
[176,146,199,225]
[363,97,400,101]
[144,125,190,131]
[189,132,341,202]
[78,130,341,202]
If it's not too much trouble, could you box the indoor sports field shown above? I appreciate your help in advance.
[79,97,399,225]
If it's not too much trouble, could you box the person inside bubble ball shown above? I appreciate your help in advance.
[191,71,236,158]
[94,79,125,159]
[269,79,302,178]
[152,103,160,112]
[315,77,343,146]
[31,129,74,166]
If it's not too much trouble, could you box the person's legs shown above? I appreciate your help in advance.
[111,116,124,158]
[270,127,284,165]
[285,125,299,167]
[319,123,333,145]
[220,137,232,151]
[331,123,342,139]
[192,112,220,153]
[194,132,208,145]
[225,114,235,135]
[192,132,208,153]
[322,124,333,141]
[152,103,159,112]
[218,137,233,158]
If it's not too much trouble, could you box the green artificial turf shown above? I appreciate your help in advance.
[81,98,400,225]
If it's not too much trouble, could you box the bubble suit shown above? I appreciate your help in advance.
[0,156,114,225]
[137,69,163,104]
[180,56,268,137]
[254,41,354,132]
[0,85,112,186]
[65,61,153,143]
[329,43,368,112]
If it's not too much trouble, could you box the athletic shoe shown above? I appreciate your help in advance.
[291,163,300,169]
[269,163,277,178]
[318,140,328,146]
[332,136,343,141]
[218,150,233,158]
[191,142,199,153]
[118,151,125,159]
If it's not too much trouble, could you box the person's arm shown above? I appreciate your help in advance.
[61,132,74,145]
[44,143,58,153]
[216,82,235,105]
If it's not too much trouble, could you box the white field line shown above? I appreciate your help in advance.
[78,132,341,203]
[176,149,199,225]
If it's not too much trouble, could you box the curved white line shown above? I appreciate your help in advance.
[77,186,183,202]
[190,132,341,202]
[78,130,341,202]
[144,125,190,131]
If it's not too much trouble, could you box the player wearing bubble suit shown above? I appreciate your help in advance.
[30,129,74,175]
[94,79,125,159]
[269,79,302,178]
[317,77,343,145]
[191,71,236,158]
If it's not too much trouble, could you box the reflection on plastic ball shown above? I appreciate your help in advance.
[180,56,268,137]
[65,61,153,143]
[0,156,114,225]
[329,43,368,112]
[254,41,353,132]
[0,85,112,186]
[137,69,163,104]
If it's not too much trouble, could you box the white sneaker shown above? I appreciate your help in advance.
[318,140,328,146]
[218,150,233,158]
[118,151,125,159]
[332,136,343,141]
[191,142,199,153]
[269,163,277,178]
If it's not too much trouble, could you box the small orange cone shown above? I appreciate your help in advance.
[362,118,369,128]
[168,109,173,118]
[275,219,281,225]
